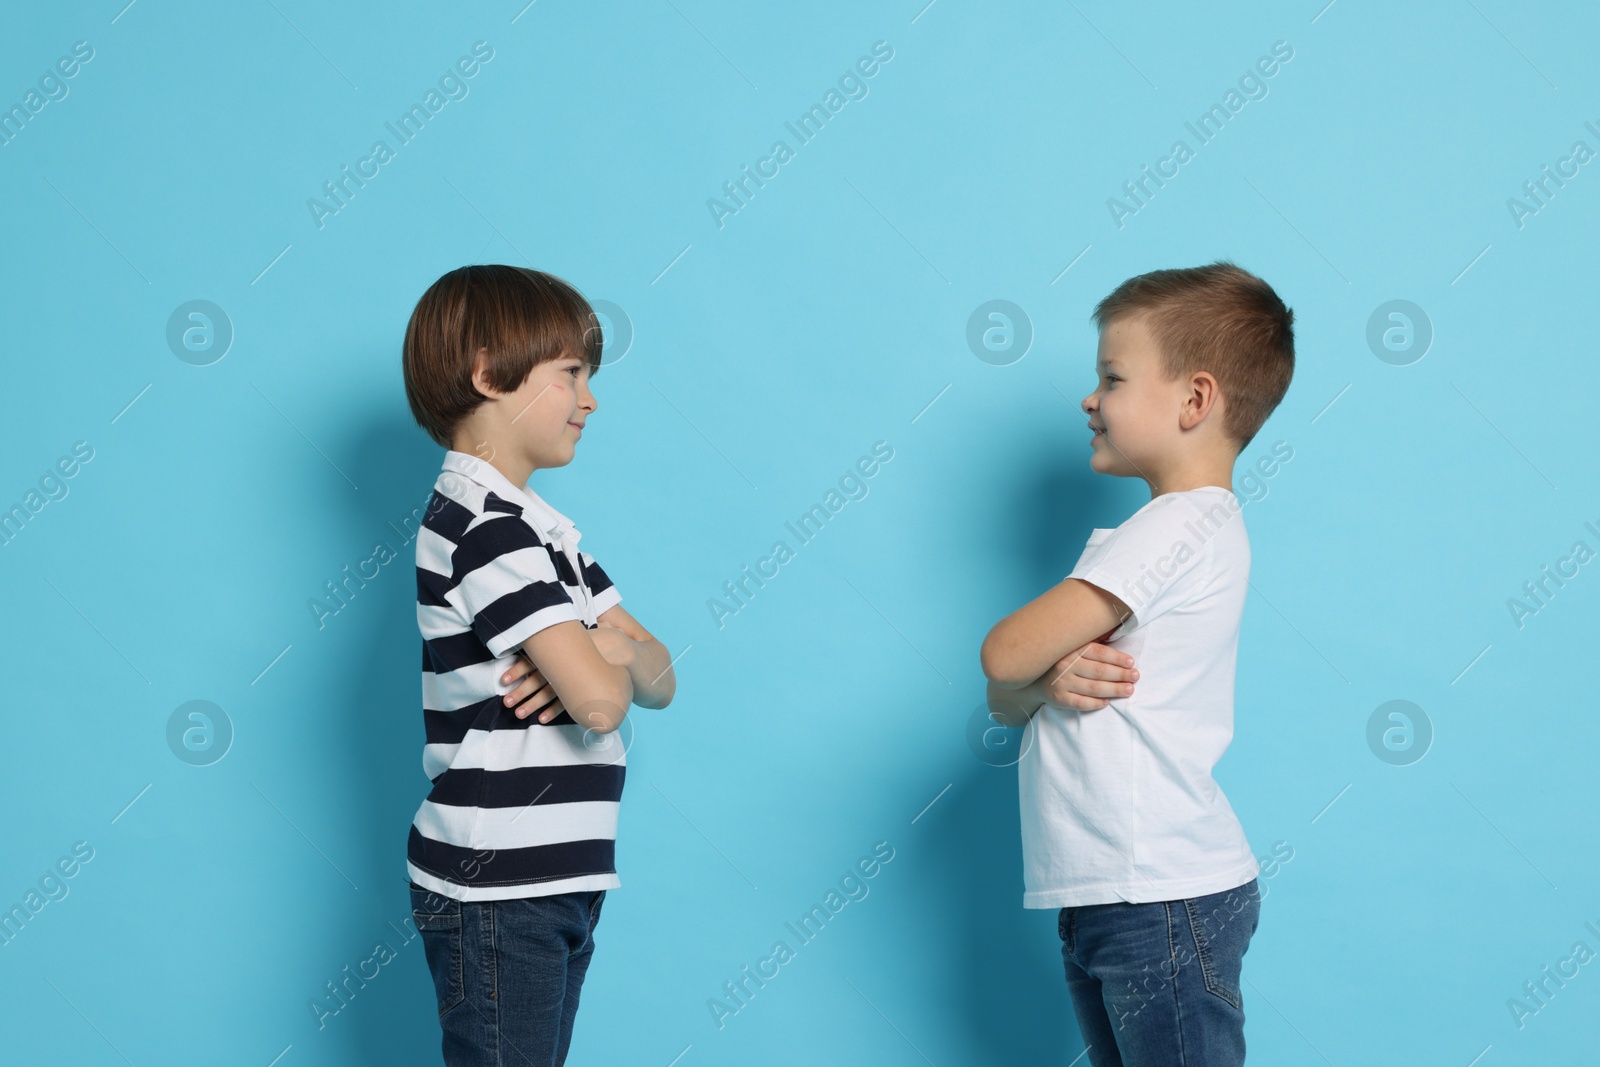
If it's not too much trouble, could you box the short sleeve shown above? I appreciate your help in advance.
[580,550,622,616]
[1068,496,1212,637]
[452,514,582,657]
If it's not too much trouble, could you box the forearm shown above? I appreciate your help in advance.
[622,637,675,708]
[986,677,1048,729]
[570,661,634,734]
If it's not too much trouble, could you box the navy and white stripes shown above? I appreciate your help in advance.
[406,451,624,902]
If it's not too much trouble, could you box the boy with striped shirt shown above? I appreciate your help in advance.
[400,264,676,1066]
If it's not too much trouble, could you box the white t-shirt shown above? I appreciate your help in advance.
[1018,486,1260,908]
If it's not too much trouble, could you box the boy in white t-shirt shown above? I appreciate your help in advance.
[981,261,1295,1067]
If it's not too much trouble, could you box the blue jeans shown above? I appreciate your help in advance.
[409,882,606,1067]
[1059,878,1261,1066]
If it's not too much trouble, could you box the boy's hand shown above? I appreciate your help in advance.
[501,655,565,722]
[1038,641,1138,712]
[500,626,636,723]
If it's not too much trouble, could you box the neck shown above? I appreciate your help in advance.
[452,434,537,491]
[1143,455,1236,498]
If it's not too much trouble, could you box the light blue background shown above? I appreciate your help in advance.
[3,1,1598,1064]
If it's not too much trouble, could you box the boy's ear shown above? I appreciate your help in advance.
[1180,371,1223,431]
[470,347,502,399]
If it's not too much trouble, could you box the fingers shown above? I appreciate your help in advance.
[1047,644,1094,683]
[504,675,536,708]
[497,657,570,725]
[1079,642,1137,672]
[500,656,534,685]
[1064,646,1137,684]
[1049,665,1134,706]
[1080,660,1140,683]
[1051,691,1110,712]
[512,690,561,722]
[505,670,565,724]
[1054,675,1132,701]
[1048,654,1134,688]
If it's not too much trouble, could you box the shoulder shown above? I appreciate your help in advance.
[428,476,544,549]
[465,508,547,544]
[1082,489,1244,589]
[1095,490,1208,546]
[1131,488,1244,538]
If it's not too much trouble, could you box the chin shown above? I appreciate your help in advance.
[1091,452,1133,478]
[533,446,575,469]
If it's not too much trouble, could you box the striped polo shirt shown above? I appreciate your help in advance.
[406,450,626,901]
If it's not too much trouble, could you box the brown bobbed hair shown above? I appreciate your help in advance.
[1092,261,1294,451]
[402,264,604,450]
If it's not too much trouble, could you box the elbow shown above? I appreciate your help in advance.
[583,695,629,735]
[640,680,676,710]
[978,633,1002,682]
[639,643,676,709]
[984,680,1031,730]
[568,677,633,734]
[635,655,676,710]
[987,705,1028,730]
[586,714,624,736]
[603,678,635,728]
[979,633,1030,690]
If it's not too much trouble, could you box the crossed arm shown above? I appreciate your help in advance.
[498,580,1135,734]
[501,603,676,734]
[980,578,1137,728]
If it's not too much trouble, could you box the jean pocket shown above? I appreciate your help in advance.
[1183,880,1259,1012]
[410,891,465,1018]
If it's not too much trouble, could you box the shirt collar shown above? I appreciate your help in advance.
[440,450,582,548]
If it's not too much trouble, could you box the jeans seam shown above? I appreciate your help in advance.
[1184,896,1242,1012]
[450,911,465,1017]
[487,901,500,1004]
[481,901,502,1064]
[1164,900,1192,1063]
[412,889,466,1018]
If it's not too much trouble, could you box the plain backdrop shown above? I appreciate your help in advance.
[2,2,1597,1064]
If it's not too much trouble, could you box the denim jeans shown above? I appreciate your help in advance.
[409,882,607,1067]
[1059,878,1261,1066]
